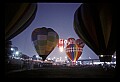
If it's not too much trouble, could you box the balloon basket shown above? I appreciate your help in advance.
[71,61,76,66]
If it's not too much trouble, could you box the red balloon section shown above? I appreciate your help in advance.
[57,37,85,62]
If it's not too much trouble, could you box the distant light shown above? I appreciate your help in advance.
[11,48,14,51]
[65,56,67,59]
[15,51,19,55]
[100,55,103,57]
[89,57,91,59]
[114,56,116,59]
[53,57,55,59]
[48,58,51,60]
[59,47,63,52]
[107,62,110,64]
[93,62,101,64]
[36,55,39,58]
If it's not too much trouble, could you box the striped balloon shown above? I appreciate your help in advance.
[5,3,37,41]
[66,44,83,62]
[74,3,116,62]
[31,27,59,61]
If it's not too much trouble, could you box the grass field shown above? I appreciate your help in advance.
[5,65,116,78]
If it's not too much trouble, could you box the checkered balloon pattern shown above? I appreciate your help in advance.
[31,27,59,61]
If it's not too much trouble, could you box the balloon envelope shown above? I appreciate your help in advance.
[57,39,64,48]
[5,3,37,41]
[67,38,76,46]
[74,3,116,62]
[31,27,59,61]
[66,44,83,62]
[76,38,85,48]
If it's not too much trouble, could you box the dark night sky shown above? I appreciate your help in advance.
[11,3,99,61]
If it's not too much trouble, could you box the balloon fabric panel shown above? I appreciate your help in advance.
[66,44,82,62]
[81,4,99,49]
[31,27,59,61]
[74,6,96,53]
[5,3,37,41]
[73,3,116,62]
[99,5,112,48]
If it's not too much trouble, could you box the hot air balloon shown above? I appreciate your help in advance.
[57,39,64,52]
[76,38,85,48]
[5,3,37,64]
[74,3,116,62]
[67,38,76,46]
[31,27,59,61]
[66,44,83,63]
[5,3,37,41]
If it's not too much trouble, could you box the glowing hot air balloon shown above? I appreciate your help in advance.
[74,3,116,62]
[57,39,64,52]
[66,44,83,63]
[31,27,59,61]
